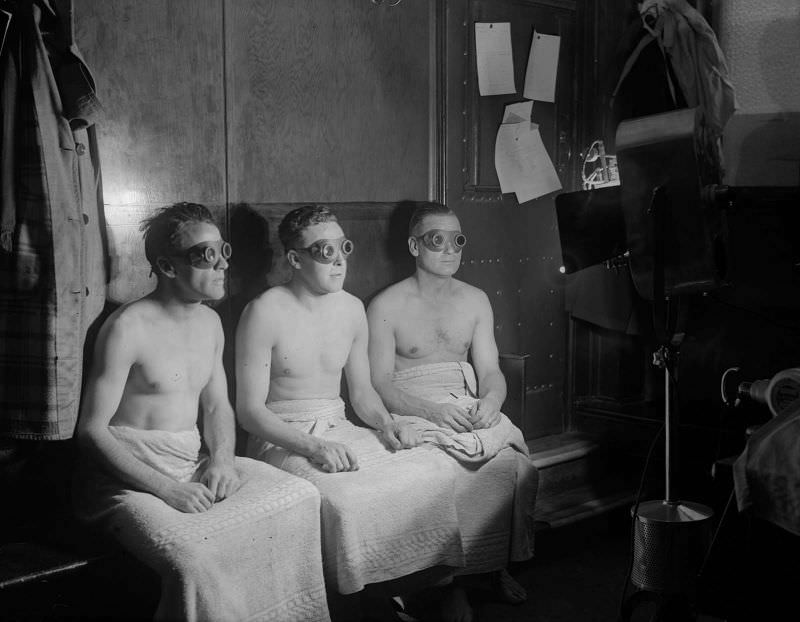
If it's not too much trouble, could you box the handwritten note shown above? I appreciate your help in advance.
[524,30,560,102]
[495,103,562,204]
[475,23,516,96]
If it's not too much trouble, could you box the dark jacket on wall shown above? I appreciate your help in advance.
[0,0,107,440]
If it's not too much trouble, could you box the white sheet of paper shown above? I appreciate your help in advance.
[495,122,562,203]
[475,23,516,96]
[524,30,560,102]
[502,101,533,125]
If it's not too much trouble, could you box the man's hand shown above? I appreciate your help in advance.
[471,397,502,430]
[310,440,359,473]
[161,481,216,513]
[200,460,241,501]
[428,403,474,433]
[380,420,423,450]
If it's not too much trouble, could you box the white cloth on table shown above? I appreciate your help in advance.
[392,361,538,567]
[247,398,466,594]
[75,425,330,622]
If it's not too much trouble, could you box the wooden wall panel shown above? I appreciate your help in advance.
[74,0,226,207]
[75,0,227,303]
[224,0,431,203]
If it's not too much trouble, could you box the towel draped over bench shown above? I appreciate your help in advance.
[75,425,330,622]
[392,361,539,568]
[247,398,466,594]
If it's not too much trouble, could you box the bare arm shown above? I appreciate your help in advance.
[235,298,360,471]
[469,291,506,429]
[197,313,240,500]
[76,314,214,512]
[347,305,420,449]
[367,296,473,432]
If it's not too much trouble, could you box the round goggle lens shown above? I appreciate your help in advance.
[342,239,354,256]
[454,234,467,248]
[201,241,232,264]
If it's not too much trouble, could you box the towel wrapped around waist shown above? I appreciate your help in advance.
[247,397,466,594]
[391,361,538,567]
[108,425,203,482]
[75,425,330,622]
[391,361,528,463]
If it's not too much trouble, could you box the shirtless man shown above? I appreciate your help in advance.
[236,205,474,615]
[367,201,537,621]
[75,202,330,622]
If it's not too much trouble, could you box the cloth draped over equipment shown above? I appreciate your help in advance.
[391,361,538,569]
[0,0,108,440]
[569,0,737,336]
[247,397,466,595]
[733,406,800,537]
[75,426,331,622]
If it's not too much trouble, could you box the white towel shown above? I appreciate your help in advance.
[75,426,330,622]
[392,361,539,567]
[248,398,467,594]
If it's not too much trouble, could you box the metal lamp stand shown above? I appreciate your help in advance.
[621,187,715,622]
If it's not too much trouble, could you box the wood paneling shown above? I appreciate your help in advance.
[224,0,431,203]
[75,0,228,304]
[74,0,226,207]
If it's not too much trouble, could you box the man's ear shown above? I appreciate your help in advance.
[156,257,176,278]
[287,249,301,269]
[408,236,420,257]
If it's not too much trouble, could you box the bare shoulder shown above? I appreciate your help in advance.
[94,298,157,357]
[339,290,367,318]
[368,277,415,314]
[104,298,153,336]
[197,304,224,333]
[243,285,293,319]
[452,278,489,302]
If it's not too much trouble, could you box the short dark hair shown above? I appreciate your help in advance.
[278,205,338,252]
[408,202,456,236]
[140,202,216,271]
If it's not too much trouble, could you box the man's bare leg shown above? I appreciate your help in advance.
[495,568,527,604]
[440,583,473,622]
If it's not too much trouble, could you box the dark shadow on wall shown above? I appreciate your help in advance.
[361,199,416,310]
[219,204,274,443]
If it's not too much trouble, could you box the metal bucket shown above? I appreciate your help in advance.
[631,500,714,594]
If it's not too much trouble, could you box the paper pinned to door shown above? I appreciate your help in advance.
[495,103,562,204]
[524,30,560,102]
[502,101,533,124]
[475,22,516,96]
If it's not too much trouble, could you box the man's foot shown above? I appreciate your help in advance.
[440,584,473,622]
[495,568,527,605]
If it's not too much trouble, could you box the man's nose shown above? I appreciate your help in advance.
[216,255,229,270]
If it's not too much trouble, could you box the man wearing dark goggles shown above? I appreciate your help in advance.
[367,202,534,614]
[291,236,354,264]
[75,203,333,621]
[238,206,478,603]
[414,229,467,253]
[170,239,232,270]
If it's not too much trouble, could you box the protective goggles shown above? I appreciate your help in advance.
[173,240,232,269]
[416,229,467,252]
[293,237,354,264]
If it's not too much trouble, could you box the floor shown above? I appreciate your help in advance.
[2,502,796,622]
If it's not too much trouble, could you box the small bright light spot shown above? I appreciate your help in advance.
[559,266,566,274]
